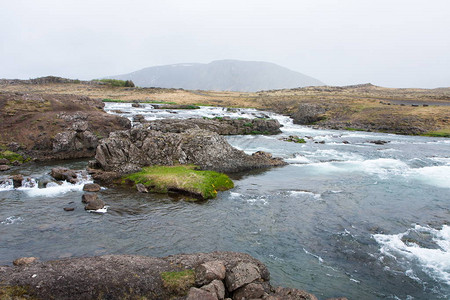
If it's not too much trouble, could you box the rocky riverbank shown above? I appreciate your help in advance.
[0,252,346,300]
[139,117,282,135]
[0,92,131,161]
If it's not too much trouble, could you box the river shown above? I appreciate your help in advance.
[1,103,449,299]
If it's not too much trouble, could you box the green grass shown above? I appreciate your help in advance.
[422,129,450,138]
[244,122,253,127]
[0,150,28,163]
[0,286,37,300]
[344,127,366,132]
[161,270,195,296]
[96,79,135,87]
[123,165,234,200]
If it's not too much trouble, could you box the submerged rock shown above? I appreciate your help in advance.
[94,128,286,175]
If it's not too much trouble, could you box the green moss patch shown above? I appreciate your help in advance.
[0,286,37,300]
[161,270,195,296]
[123,165,234,200]
[422,129,450,138]
[281,136,306,143]
[0,150,28,164]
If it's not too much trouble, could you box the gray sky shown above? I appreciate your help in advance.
[1,0,449,88]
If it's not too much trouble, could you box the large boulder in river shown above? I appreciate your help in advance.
[94,128,286,174]
[0,92,131,161]
[144,118,282,135]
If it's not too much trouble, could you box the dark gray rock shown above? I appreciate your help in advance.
[233,282,265,300]
[0,252,275,300]
[269,287,319,300]
[81,193,98,204]
[0,158,10,164]
[11,174,23,188]
[82,183,101,192]
[94,128,286,174]
[84,196,105,211]
[225,262,261,292]
[0,165,10,171]
[12,257,38,266]
[187,287,218,300]
[201,280,225,300]
[195,260,226,286]
[51,167,78,183]
[145,118,282,135]
[136,183,148,193]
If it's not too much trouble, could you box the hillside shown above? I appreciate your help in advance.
[106,60,324,92]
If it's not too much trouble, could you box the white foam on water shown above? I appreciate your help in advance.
[303,248,324,263]
[288,190,321,199]
[0,179,13,191]
[408,165,450,189]
[246,196,268,205]
[285,154,311,164]
[292,158,410,179]
[373,224,450,285]
[20,177,94,197]
[229,192,243,198]
[87,206,109,214]
[1,216,23,225]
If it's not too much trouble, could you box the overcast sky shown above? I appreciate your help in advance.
[1,0,449,88]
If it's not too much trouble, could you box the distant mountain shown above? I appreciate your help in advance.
[106,60,324,92]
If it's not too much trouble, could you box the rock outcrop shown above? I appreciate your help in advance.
[0,252,341,300]
[142,117,282,135]
[93,128,286,175]
[0,92,131,161]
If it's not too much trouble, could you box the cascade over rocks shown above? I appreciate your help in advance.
[0,252,338,300]
[93,128,286,175]
[142,118,282,135]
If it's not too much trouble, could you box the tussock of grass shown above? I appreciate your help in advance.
[0,286,37,299]
[0,150,27,163]
[123,165,234,200]
[161,270,195,296]
[422,129,450,138]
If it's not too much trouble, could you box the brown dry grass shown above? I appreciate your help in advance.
[2,82,449,135]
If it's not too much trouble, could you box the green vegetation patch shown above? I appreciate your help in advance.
[281,136,306,143]
[0,286,37,300]
[422,129,450,138]
[161,270,195,296]
[344,127,366,132]
[0,150,28,164]
[96,79,135,87]
[123,165,234,200]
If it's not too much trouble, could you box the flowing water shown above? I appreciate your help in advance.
[1,103,449,299]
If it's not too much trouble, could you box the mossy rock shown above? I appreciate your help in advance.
[161,270,195,296]
[122,165,234,200]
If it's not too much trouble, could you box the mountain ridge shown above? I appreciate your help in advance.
[106,59,324,92]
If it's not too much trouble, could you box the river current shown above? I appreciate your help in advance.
[1,103,449,299]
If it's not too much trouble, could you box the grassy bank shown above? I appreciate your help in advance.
[122,165,234,200]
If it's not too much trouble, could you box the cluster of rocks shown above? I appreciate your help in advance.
[279,135,306,143]
[139,117,282,135]
[0,159,12,172]
[81,185,104,211]
[90,128,286,177]
[0,252,347,300]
